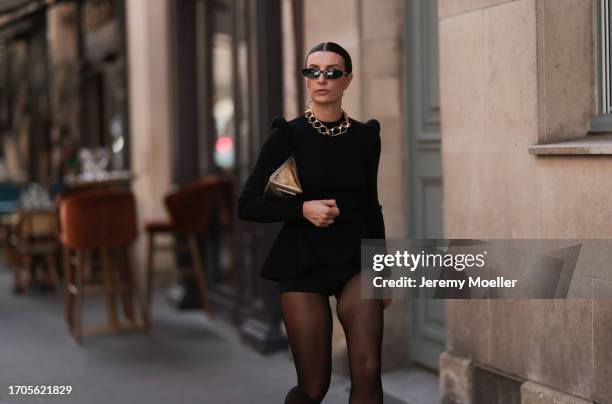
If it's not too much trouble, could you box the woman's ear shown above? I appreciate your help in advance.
[343,74,353,90]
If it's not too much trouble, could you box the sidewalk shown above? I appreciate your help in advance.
[0,269,438,404]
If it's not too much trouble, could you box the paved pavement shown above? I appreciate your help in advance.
[0,268,438,404]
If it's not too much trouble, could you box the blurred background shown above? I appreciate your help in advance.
[0,0,610,403]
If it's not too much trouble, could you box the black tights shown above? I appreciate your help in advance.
[281,272,384,404]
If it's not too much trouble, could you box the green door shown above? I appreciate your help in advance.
[405,0,445,371]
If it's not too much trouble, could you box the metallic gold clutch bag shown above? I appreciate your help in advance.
[264,155,303,199]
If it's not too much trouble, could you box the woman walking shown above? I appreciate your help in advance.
[237,41,390,404]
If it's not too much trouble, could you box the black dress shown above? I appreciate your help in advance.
[236,114,385,297]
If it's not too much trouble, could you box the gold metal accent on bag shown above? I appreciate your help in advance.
[264,155,303,198]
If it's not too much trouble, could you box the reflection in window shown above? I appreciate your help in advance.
[236,0,250,181]
[212,8,235,170]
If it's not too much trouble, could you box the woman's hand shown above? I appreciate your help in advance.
[303,199,340,227]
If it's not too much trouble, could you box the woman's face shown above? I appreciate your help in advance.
[304,51,353,106]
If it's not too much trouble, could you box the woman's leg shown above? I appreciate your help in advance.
[336,272,384,404]
[281,292,333,404]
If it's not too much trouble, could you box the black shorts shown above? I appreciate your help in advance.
[278,262,361,298]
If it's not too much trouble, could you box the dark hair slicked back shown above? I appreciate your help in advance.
[305,42,352,74]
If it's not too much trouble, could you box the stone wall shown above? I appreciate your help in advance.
[439,0,611,402]
[125,0,174,277]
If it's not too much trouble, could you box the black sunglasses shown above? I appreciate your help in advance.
[302,67,349,80]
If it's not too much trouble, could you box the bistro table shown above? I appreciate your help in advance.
[61,170,133,195]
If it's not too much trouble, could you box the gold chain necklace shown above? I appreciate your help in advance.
[304,104,351,137]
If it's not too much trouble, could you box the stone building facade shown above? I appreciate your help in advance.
[438,0,611,403]
[295,0,612,401]
[4,1,608,401]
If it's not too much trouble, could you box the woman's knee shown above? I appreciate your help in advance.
[350,355,381,383]
[301,373,331,402]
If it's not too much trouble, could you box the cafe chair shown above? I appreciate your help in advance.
[0,182,23,288]
[14,210,60,293]
[143,174,234,326]
[59,188,146,343]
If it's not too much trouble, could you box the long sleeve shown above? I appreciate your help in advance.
[363,119,386,239]
[237,122,304,223]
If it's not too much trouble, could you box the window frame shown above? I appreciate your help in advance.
[590,0,612,132]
